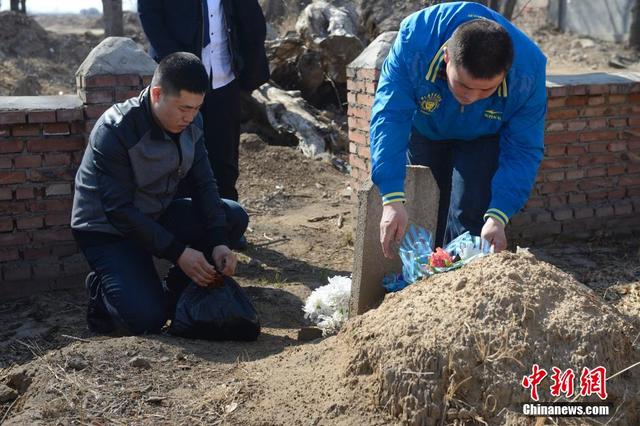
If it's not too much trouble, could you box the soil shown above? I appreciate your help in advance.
[1,4,640,425]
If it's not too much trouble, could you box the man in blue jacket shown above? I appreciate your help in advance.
[370,2,546,257]
[71,53,248,335]
[138,0,270,208]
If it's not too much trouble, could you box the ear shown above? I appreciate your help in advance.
[443,46,450,64]
[150,86,162,103]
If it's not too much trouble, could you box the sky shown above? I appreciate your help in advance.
[0,0,137,14]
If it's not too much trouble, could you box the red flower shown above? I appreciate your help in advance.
[429,248,454,268]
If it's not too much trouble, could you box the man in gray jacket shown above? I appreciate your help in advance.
[71,52,248,334]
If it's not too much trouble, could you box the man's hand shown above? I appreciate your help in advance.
[177,247,219,287]
[481,217,507,253]
[212,245,237,276]
[380,202,408,258]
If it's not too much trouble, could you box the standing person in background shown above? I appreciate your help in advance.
[138,0,269,250]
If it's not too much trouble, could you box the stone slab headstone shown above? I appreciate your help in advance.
[350,165,439,316]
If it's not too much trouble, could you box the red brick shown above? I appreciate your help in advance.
[14,155,42,168]
[45,183,71,196]
[581,106,610,117]
[609,189,627,200]
[16,216,44,230]
[85,104,110,119]
[32,228,73,243]
[545,132,578,145]
[629,93,640,103]
[349,142,357,154]
[28,111,57,123]
[574,207,594,219]
[568,193,586,204]
[52,244,77,257]
[11,124,41,137]
[587,191,608,202]
[56,108,84,122]
[0,232,29,247]
[348,116,369,131]
[0,188,12,200]
[0,125,9,137]
[43,123,70,136]
[0,249,19,262]
[347,79,365,93]
[566,145,585,155]
[115,74,141,86]
[83,74,117,88]
[44,153,71,166]
[526,198,545,208]
[607,142,627,152]
[358,145,371,159]
[608,94,626,104]
[0,140,24,154]
[629,116,640,127]
[365,81,378,94]
[567,121,587,131]
[540,157,577,169]
[28,167,74,183]
[349,153,368,172]
[350,107,371,121]
[622,128,640,139]
[355,93,375,108]
[587,118,607,129]
[608,118,628,128]
[114,88,140,102]
[595,205,615,217]
[546,171,565,181]
[578,178,612,191]
[566,96,587,106]
[588,143,608,153]
[547,87,568,97]
[0,157,11,169]
[588,96,605,106]
[547,98,566,108]
[348,129,368,146]
[22,247,51,260]
[578,154,617,166]
[548,195,567,207]
[545,122,565,132]
[539,181,578,194]
[0,111,27,125]
[82,89,114,104]
[15,187,34,200]
[357,69,380,81]
[587,167,607,177]
[29,198,72,212]
[32,260,61,279]
[347,92,357,105]
[607,165,627,176]
[545,145,566,156]
[27,137,84,153]
[45,212,70,226]
[566,170,585,180]
[588,84,610,95]
[546,109,578,120]
[579,130,618,142]
[0,171,26,184]
[552,208,573,221]
[0,217,13,232]
[614,202,633,215]
[620,175,640,186]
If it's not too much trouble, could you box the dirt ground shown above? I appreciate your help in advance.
[1,3,640,425]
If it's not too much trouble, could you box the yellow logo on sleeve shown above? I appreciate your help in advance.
[419,93,442,115]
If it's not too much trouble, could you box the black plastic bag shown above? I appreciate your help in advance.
[169,276,260,341]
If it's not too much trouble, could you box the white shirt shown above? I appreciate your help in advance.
[201,0,235,89]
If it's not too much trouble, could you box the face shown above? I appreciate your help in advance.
[443,48,504,106]
[150,87,204,134]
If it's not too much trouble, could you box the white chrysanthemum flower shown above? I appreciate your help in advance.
[303,275,351,335]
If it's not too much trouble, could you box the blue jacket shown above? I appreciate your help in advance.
[370,1,547,225]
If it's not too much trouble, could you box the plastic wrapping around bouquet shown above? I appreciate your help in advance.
[391,225,491,288]
[169,276,261,341]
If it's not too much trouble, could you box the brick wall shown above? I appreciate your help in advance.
[0,97,87,297]
[0,37,155,299]
[347,33,640,242]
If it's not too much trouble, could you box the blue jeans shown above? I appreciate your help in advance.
[80,198,248,335]
[407,130,499,247]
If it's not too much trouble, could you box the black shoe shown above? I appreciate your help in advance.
[85,272,116,334]
[231,235,248,251]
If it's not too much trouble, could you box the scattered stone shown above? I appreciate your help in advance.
[0,384,18,403]
[297,326,323,341]
[129,356,152,369]
[66,356,88,371]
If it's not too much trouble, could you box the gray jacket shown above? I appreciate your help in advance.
[71,88,228,262]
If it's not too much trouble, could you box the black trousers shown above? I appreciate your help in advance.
[200,79,241,201]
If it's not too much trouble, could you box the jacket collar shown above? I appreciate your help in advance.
[141,87,172,140]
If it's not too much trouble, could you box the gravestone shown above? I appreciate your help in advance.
[350,165,439,315]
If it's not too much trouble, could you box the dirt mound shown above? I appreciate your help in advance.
[0,12,52,58]
[341,250,640,424]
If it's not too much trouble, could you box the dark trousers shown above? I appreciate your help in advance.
[80,199,248,335]
[407,130,500,248]
[201,79,241,201]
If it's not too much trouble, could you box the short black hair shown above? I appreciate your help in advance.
[447,19,513,79]
[151,52,208,96]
